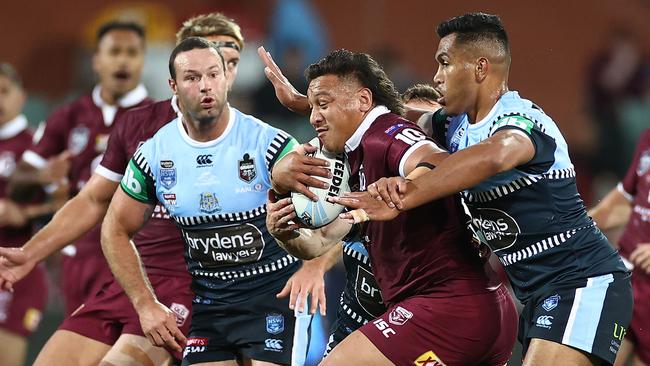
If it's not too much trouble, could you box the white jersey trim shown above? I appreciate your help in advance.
[177,105,235,148]
[21,150,47,169]
[398,140,435,178]
[95,164,123,182]
[616,182,634,202]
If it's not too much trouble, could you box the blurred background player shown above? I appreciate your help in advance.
[0,62,67,366]
[400,83,442,136]
[6,20,150,319]
[590,128,650,366]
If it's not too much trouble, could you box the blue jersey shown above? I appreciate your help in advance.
[121,107,300,302]
[432,91,627,303]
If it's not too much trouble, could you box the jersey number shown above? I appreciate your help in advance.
[394,128,426,146]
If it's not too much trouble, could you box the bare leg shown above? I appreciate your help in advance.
[0,328,27,366]
[320,330,394,366]
[33,329,112,366]
[523,338,599,366]
[100,333,173,366]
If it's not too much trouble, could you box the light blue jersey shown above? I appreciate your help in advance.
[121,106,299,302]
[432,91,626,303]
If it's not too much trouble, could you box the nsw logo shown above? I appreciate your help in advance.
[160,168,177,189]
[196,155,213,167]
[266,313,284,335]
[536,315,553,329]
[542,294,561,312]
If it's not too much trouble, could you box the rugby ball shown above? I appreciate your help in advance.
[291,137,350,229]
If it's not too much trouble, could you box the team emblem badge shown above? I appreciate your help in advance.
[160,168,177,189]
[388,306,413,326]
[0,152,16,178]
[239,153,256,183]
[68,126,90,155]
[542,294,560,311]
[266,313,284,334]
[199,192,221,214]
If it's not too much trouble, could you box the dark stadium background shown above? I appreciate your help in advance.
[1,0,649,364]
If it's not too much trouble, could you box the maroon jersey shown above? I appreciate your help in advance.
[619,129,650,259]
[0,115,35,247]
[22,85,151,258]
[97,98,188,277]
[346,107,497,305]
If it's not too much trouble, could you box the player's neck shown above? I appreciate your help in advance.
[182,106,230,142]
[468,83,508,124]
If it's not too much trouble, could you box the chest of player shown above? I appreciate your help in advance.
[151,149,270,217]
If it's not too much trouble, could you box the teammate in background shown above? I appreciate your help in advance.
[266,49,517,366]
[0,13,326,366]
[0,63,67,366]
[6,21,150,318]
[329,13,633,366]
[104,36,317,366]
[589,129,650,366]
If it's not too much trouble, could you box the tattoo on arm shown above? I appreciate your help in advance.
[142,205,154,226]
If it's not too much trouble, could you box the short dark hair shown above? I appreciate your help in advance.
[305,49,404,115]
[437,12,509,53]
[168,37,225,80]
[401,84,441,104]
[0,62,22,87]
[96,21,146,44]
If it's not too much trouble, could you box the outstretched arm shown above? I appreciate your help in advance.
[101,188,185,352]
[588,187,632,232]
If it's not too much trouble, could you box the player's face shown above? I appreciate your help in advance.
[0,75,26,125]
[204,35,240,91]
[170,48,228,124]
[93,29,145,99]
[308,74,367,153]
[433,34,476,116]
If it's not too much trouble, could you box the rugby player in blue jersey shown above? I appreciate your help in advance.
[331,12,633,366]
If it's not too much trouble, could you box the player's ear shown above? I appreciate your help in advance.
[358,87,373,113]
[475,57,489,82]
[168,78,177,94]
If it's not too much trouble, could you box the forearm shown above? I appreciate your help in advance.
[589,188,632,231]
[101,221,156,308]
[275,219,350,260]
[302,242,342,272]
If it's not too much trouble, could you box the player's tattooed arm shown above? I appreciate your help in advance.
[266,190,350,259]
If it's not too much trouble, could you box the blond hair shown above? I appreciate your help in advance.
[176,13,244,50]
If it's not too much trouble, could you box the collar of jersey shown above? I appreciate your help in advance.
[171,95,182,118]
[466,90,516,131]
[92,84,148,109]
[0,114,28,140]
[345,105,390,153]
[176,105,235,148]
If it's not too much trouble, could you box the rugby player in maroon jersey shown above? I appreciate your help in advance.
[266,49,517,366]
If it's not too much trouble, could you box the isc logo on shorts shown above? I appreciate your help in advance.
[413,350,446,366]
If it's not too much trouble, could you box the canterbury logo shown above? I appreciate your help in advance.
[264,339,283,350]
[196,155,213,165]
[536,315,553,327]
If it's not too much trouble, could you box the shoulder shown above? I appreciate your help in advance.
[232,108,293,140]
[116,99,175,130]
[47,94,94,122]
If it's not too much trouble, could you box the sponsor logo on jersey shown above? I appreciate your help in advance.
[414,350,446,365]
[160,160,174,168]
[0,151,16,178]
[170,302,189,326]
[388,306,413,326]
[196,171,220,186]
[266,313,284,334]
[355,266,384,318]
[196,154,213,167]
[239,153,256,183]
[68,126,90,155]
[264,338,284,352]
[542,294,561,311]
[373,318,396,338]
[535,315,553,329]
[449,126,465,153]
[160,168,177,189]
[384,123,404,136]
[182,223,265,267]
[199,192,221,214]
[638,150,650,176]
[183,337,208,358]
[22,308,42,332]
[95,134,109,153]
[613,323,627,342]
[163,193,177,206]
[470,207,521,251]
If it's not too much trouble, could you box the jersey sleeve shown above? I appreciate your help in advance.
[264,129,298,172]
[96,112,131,182]
[119,140,157,204]
[383,123,435,177]
[619,129,650,200]
[489,114,556,174]
[22,107,70,168]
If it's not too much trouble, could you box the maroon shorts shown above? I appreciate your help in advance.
[360,285,517,366]
[59,273,193,352]
[61,251,113,316]
[628,270,650,364]
[0,264,48,337]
